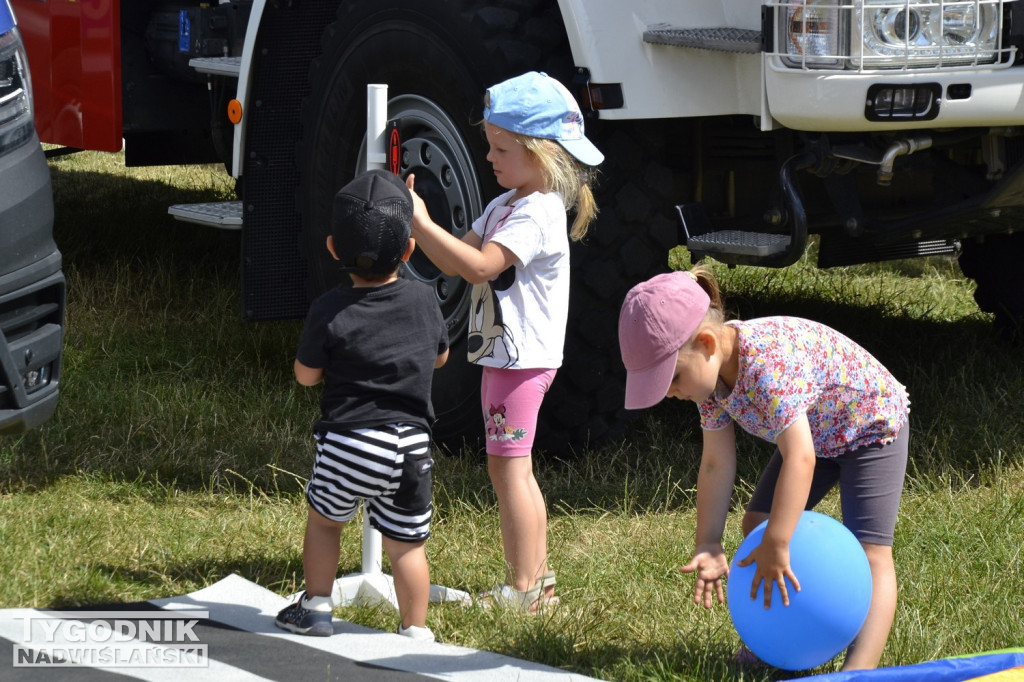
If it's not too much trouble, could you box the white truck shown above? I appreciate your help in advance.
[14,0,1022,450]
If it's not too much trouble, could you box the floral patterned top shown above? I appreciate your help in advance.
[698,317,909,458]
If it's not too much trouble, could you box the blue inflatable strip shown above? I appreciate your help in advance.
[793,649,1024,682]
[0,0,14,37]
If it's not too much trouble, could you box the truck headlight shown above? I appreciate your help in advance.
[776,0,1004,70]
[0,27,34,154]
[856,0,1001,68]
[781,0,845,67]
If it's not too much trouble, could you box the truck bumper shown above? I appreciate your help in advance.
[0,135,65,434]
[0,262,64,434]
[766,62,1024,132]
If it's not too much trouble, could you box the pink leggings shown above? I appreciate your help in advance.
[480,367,556,457]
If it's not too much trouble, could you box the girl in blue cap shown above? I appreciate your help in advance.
[406,71,602,611]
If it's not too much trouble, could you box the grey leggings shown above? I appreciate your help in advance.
[746,424,910,546]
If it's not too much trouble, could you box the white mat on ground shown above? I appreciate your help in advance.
[0,574,602,682]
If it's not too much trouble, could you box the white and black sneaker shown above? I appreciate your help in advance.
[275,593,333,637]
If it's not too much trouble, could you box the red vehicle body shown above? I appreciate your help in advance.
[14,0,121,152]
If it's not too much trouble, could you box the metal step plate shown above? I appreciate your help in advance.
[687,230,790,257]
[643,25,762,53]
[189,56,241,77]
[168,201,243,230]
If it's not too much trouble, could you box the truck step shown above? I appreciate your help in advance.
[687,230,791,258]
[189,56,241,77]
[643,25,762,54]
[168,201,242,230]
[818,236,959,267]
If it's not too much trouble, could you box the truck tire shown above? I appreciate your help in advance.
[538,120,683,452]
[958,233,1024,344]
[296,0,674,453]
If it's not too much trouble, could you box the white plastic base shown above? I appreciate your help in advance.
[329,570,472,610]
[287,517,472,610]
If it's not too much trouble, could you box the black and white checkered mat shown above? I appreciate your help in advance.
[0,574,601,682]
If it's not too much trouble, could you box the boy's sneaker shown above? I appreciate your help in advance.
[397,624,436,642]
[275,593,333,637]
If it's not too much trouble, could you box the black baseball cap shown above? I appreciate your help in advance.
[330,169,412,275]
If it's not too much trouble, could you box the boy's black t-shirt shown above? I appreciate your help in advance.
[296,278,449,434]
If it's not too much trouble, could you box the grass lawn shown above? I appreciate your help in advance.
[0,151,1020,681]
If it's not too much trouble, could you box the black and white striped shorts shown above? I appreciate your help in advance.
[306,424,433,542]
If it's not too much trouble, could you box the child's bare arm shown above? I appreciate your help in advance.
[294,359,324,386]
[435,348,450,369]
[680,424,737,608]
[695,424,738,547]
[764,415,816,548]
[736,415,816,608]
[407,174,516,282]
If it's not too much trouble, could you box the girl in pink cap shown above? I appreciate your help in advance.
[618,265,910,671]
[405,72,602,611]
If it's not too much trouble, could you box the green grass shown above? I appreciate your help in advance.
[0,150,1021,680]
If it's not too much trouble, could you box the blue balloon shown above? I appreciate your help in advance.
[727,510,872,671]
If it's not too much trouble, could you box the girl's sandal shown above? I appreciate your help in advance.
[477,571,559,613]
[537,570,559,606]
[476,582,545,613]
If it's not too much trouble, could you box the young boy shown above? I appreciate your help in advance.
[275,169,450,641]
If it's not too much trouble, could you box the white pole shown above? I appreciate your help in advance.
[305,84,467,606]
[366,84,389,171]
[289,81,470,609]
[360,83,388,575]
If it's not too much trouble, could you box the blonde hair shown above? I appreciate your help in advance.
[518,135,598,241]
[480,101,599,241]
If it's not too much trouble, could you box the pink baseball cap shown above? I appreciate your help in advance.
[618,271,710,409]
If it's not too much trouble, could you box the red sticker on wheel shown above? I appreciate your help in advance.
[388,126,401,174]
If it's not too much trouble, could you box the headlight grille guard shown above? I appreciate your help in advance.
[764,0,1018,72]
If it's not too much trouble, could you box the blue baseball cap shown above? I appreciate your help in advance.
[484,71,604,167]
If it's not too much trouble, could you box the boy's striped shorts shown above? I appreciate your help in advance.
[306,424,433,543]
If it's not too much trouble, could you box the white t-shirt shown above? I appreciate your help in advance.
[468,189,569,369]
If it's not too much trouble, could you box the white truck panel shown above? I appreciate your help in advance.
[765,64,1024,132]
[557,0,764,120]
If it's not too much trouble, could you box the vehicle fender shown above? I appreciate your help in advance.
[10,0,121,150]
[230,0,267,179]
[555,0,764,121]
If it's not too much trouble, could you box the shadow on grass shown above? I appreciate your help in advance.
[46,558,302,610]
[9,162,1023,507]
[6,279,1019,510]
[49,165,242,274]
[476,616,790,682]
[541,287,1022,514]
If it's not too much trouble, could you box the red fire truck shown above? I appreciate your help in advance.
[13,0,1024,451]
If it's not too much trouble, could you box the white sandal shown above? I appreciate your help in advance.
[477,570,559,612]
[538,570,559,606]
[477,582,545,612]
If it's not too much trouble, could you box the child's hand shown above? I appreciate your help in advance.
[735,539,801,609]
[405,174,429,230]
[680,544,729,609]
